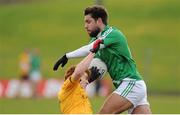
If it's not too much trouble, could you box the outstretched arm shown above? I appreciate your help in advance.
[53,39,105,71]
[66,40,105,58]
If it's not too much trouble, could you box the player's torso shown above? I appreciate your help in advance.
[93,26,142,88]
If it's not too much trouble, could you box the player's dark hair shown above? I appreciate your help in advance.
[64,66,76,80]
[84,5,108,25]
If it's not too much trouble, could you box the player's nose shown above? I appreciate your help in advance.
[84,23,88,29]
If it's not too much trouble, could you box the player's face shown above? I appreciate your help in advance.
[84,15,100,37]
[80,72,89,88]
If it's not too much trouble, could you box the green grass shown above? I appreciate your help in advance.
[0,95,180,113]
[0,0,180,93]
[0,98,59,114]
[149,95,180,114]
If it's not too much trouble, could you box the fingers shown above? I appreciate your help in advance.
[53,62,60,71]
[53,59,62,71]
[61,58,68,67]
[53,54,68,71]
[97,72,101,76]
[53,65,58,71]
[91,66,101,76]
[91,66,98,72]
[61,62,66,67]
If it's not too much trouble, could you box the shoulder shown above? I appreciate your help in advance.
[107,27,127,43]
[110,27,125,37]
[102,27,122,40]
[102,27,127,46]
[101,26,121,39]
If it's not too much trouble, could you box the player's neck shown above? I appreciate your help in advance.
[99,24,106,32]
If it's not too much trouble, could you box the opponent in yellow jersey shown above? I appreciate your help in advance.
[58,73,92,114]
[56,52,101,114]
[19,49,30,80]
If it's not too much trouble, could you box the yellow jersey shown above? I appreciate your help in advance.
[58,76,93,114]
[19,52,30,75]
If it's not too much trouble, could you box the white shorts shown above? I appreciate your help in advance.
[113,78,150,113]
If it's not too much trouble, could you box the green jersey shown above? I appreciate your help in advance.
[30,54,41,72]
[90,25,142,88]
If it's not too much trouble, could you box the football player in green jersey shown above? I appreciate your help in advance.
[53,5,151,114]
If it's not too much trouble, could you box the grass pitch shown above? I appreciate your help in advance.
[0,95,180,114]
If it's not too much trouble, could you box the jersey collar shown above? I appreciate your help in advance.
[100,25,110,36]
[93,25,110,39]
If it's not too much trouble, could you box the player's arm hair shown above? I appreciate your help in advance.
[72,52,95,81]
[66,40,105,58]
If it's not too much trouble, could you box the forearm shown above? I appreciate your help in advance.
[66,45,90,58]
[73,52,95,80]
[66,41,105,58]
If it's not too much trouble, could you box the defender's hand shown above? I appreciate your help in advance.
[53,54,68,71]
[88,66,101,83]
[90,39,103,53]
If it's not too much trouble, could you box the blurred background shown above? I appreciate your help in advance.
[0,0,180,113]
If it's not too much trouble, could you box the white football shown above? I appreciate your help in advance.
[89,58,107,79]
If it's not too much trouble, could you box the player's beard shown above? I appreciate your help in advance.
[89,27,100,37]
